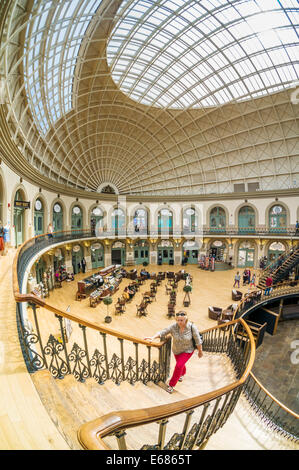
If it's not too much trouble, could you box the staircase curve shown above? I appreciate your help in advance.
[11,231,299,450]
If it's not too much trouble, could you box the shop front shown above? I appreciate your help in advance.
[111,241,126,265]
[54,248,65,272]
[238,206,255,234]
[72,244,83,274]
[157,240,174,265]
[209,207,226,233]
[53,202,63,232]
[36,257,46,284]
[34,198,44,236]
[71,206,83,235]
[158,209,173,236]
[209,240,225,261]
[182,240,199,264]
[237,241,255,268]
[91,207,104,235]
[134,240,149,264]
[14,190,27,247]
[269,205,287,233]
[91,242,104,269]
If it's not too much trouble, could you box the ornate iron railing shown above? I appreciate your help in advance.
[233,284,299,442]
[243,373,299,442]
[13,230,298,450]
[77,320,255,450]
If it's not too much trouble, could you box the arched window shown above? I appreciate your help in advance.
[112,208,125,234]
[53,202,63,232]
[238,206,255,233]
[158,209,173,235]
[34,198,44,236]
[71,206,83,234]
[268,242,286,266]
[14,190,26,246]
[210,207,226,232]
[183,208,198,233]
[133,209,147,234]
[91,206,103,235]
[269,205,287,233]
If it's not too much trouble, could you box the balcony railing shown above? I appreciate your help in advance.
[13,231,298,449]
[233,282,299,442]
[13,231,257,451]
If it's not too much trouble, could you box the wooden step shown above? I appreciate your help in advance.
[31,353,235,450]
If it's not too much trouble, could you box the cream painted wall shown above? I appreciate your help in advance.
[1,161,298,248]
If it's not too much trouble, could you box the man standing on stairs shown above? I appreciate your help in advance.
[264,275,273,296]
[144,311,203,394]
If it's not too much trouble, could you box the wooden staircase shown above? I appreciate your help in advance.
[258,245,299,289]
[30,352,236,450]
[30,352,297,450]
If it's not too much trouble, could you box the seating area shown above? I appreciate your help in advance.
[232,289,243,301]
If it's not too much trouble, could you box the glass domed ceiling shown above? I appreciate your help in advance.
[107,0,299,108]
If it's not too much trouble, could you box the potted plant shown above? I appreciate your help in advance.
[103,296,113,323]
[183,284,192,307]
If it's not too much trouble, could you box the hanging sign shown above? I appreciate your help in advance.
[14,200,30,209]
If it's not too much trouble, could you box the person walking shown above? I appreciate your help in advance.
[249,273,256,288]
[233,271,240,288]
[264,275,273,296]
[81,257,86,273]
[0,221,4,255]
[144,311,203,394]
[47,222,54,239]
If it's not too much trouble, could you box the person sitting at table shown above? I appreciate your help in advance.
[122,289,130,301]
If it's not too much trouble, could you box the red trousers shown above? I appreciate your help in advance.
[169,351,194,387]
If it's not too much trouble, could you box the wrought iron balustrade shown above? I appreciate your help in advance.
[77,320,255,450]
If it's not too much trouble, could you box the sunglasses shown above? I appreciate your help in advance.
[176,312,186,317]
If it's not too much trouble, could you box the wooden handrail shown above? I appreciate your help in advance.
[259,244,299,281]
[234,281,299,319]
[77,319,256,450]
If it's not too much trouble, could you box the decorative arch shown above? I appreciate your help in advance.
[70,201,85,232]
[11,184,30,245]
[207,204,228,232]
[0,167,7,224]
[32,193,49,235]
[50,197,67,232]
[265,201,290,232]
[89,203,106,234]
[235,239,258,268]
[181,204,202,233]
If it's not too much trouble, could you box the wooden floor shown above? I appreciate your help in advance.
[0,252,297,450]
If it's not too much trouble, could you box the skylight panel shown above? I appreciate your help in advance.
[24,0,102,135]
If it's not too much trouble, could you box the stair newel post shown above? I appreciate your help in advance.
[115,430,128,450]
[79,324,92,379]
[100,332,110,380]
[119,338,125,382]
[157,418,169,450]
[55,314,71,374]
